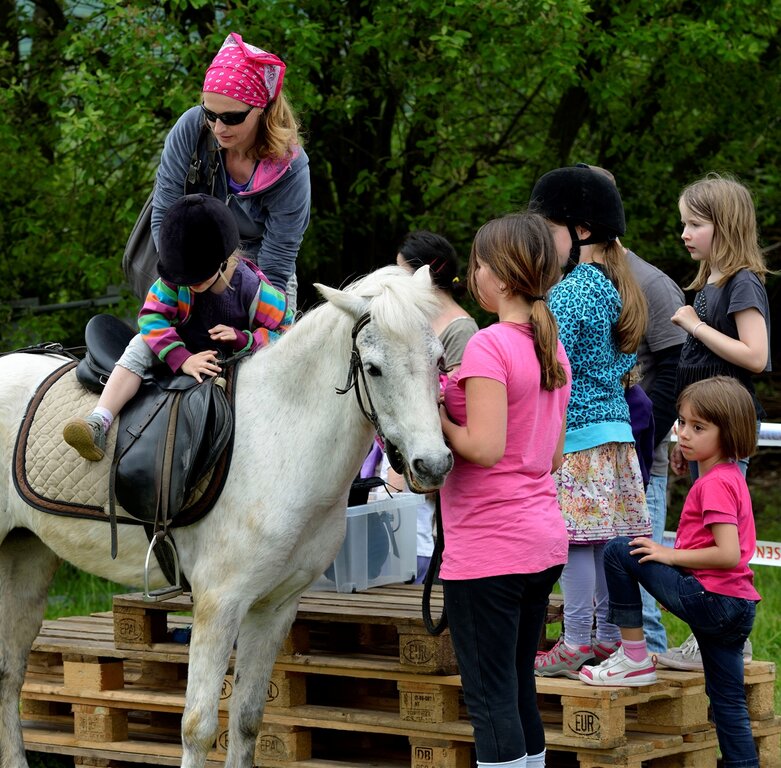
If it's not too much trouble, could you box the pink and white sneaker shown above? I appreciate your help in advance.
[578,646,657,687]
[592,638,622,662]
[535,637,595,680]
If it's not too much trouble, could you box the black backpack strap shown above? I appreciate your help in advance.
[204,130,219,192]
[185,124,219,195]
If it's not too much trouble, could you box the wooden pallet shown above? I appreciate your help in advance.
[20,587,780,768]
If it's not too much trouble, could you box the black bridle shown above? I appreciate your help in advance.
[335,312,384,436]
[335,312,407,476]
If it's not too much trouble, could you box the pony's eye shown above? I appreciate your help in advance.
[365,363,382,377]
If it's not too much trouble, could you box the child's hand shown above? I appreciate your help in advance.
[671,305,700,335]
[670,443,688,476]
[181,350,222,383]
[209,324,238,343]
[628,536,674,565]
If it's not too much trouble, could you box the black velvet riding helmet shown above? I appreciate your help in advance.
[157,194,240,286]
[529,165,626,244]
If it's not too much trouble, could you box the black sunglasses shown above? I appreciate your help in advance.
[201,104,255,126]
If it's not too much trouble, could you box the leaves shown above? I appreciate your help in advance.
[2,0,781,355]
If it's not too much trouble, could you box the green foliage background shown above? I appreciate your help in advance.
[2,0,781,351]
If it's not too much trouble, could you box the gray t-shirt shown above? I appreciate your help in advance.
[440,316,479,372]
[627,250,687,475]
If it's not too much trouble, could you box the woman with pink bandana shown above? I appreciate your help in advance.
[151,32,310,311]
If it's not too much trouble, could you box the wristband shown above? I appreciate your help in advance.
[692,321,706,339]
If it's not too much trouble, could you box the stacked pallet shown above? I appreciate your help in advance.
[20,586,780,768]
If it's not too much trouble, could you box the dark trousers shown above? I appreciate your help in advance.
[442,566,563,762]
[604,537,758,768]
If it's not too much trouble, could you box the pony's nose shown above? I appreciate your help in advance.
[412,450,453,487]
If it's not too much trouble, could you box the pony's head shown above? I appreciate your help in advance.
[315,265,453,492]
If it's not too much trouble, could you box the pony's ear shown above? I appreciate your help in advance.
[314,283,370,320]
[412,264,433,288]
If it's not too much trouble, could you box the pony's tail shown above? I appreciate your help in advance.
[530,300,568,392]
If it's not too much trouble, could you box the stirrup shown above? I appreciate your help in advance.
[144,533,184,602]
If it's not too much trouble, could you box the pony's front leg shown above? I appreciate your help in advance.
[223,598,301,768]
[0,532,60,768]
[180,593,243,768]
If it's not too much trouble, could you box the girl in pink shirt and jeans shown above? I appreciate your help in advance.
[579,376,761,768]
[439,213,571,768]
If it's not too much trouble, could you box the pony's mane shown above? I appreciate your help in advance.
[344,265,440,337]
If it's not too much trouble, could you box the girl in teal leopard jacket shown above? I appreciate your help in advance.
[530,166,651,682]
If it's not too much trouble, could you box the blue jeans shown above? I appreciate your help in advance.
[604,537,758,768]
[442,565,563,762]
[640,473,668,652]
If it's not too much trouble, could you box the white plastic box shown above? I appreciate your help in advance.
[311,493,419,593]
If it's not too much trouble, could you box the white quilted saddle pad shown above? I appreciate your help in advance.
[14,362,136,522]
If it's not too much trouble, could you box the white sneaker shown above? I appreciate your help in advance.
[656,633,753,671]
[578,646,657,687]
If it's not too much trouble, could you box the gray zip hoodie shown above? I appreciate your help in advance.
[151,105,310,295]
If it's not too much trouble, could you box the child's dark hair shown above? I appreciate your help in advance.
[398,231,466,299]
[677,376,757,460]
[467,212,567,391]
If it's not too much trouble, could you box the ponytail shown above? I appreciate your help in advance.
[601,241,647,353]
[530,299,568,391]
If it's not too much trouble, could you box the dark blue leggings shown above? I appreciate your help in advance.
[442,566,563,762]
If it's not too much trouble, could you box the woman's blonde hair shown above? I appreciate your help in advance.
[677,376,757,460]
[595,239,648,354]
[680,173,768,290]
[250,92,303,161]
[467,213,568,391]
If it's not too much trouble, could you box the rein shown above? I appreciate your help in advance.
[0,342,83,361]
[335,312,386,441]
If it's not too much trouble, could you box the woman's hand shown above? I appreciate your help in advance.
[209,324,238,343]
[671,305,700,335]
[181,350,222,383]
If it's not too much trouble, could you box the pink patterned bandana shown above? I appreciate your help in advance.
[202,33,286,108]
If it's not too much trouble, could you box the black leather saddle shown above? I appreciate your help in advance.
[76,314,235,534]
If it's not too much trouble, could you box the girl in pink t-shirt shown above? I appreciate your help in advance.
[438,213,571,768]
[579,376,761,768]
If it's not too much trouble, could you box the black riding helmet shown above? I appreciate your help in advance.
[157,194,240,286]
[529,165,625,265]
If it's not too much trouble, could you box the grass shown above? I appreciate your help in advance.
[44,562,124,620]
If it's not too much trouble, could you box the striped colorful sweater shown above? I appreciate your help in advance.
[138,260,293,373]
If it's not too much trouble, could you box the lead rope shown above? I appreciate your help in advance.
[422,491,447,634]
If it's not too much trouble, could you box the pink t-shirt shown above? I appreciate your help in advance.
[675,462,761,601]
[440,322,571,580]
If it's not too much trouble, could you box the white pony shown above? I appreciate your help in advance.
[0,265,452,768]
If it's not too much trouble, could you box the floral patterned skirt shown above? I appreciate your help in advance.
[555,442,650,544]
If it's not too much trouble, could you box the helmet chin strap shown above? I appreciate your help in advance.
[564,222,582,273]
[563,222,616,274]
